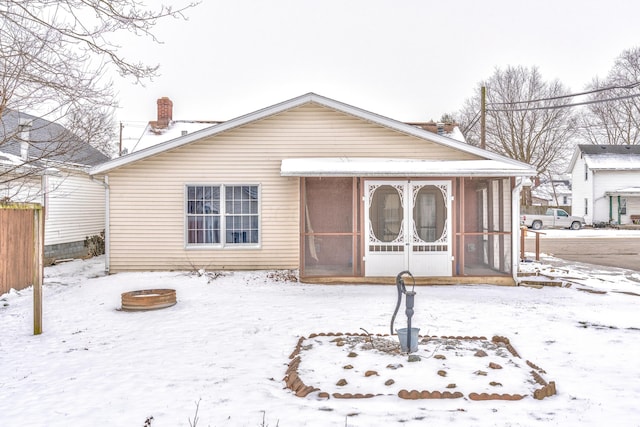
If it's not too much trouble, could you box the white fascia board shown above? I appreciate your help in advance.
[280,158,536,177]
[566,146,582,174]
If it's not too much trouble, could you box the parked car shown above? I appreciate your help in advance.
[520,208,585,230]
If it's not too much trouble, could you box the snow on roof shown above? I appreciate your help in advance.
[0,150,63,177]
[584,153,640,170]
[448,126,466,143]
[281,157,534,177]
[531,181,572,201]
[126,120,220,153]
[604,186,640,196]
[0,150,26,167]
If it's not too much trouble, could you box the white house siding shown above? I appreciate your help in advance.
[608,195,640,224]
[572,152,640,225]
[626,197,640,221]
[45,171,106,245]
[571,155,593,223]
[106,104,482,272]
[593,170,640,224]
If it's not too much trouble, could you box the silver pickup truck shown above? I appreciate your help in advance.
[520,208,585,230]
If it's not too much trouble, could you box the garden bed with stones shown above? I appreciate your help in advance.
[284,332,555,401]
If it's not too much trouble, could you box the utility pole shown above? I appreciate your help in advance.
[480,86,486,149]
[119,122,123,156]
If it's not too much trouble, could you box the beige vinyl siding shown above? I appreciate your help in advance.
[107,104,482,272]
[45,171,105,245]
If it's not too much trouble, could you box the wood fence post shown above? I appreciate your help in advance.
[33,206,44,335]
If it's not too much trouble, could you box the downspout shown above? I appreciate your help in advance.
[617,195,621,225]
[91,175,110,274]
[512,177,524,286]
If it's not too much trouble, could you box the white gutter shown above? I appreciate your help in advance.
[280,158,536,178]
[512,177,524,285]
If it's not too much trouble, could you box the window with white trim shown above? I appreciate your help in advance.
[584,198,588,215]
[186,185,259,246]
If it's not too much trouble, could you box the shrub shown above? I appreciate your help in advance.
[84,230,105,257]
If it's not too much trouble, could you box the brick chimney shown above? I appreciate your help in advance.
[156,97,173,128]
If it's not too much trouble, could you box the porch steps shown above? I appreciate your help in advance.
[517,272,564,288]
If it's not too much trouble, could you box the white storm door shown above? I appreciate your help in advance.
[364,180,452,277]
[364,181,407,276]
[408,181,452,276]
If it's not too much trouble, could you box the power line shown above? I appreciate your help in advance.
[462,110,640,134]
[487,81,640,107]
[462,110,481,134]
[487,92,640,113]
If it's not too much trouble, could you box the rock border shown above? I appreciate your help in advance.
[283,332,557,401]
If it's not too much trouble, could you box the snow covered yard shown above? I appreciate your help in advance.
[1,255,639,427]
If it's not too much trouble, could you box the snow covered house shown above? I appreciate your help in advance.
[568,145,640,225]
[530,176,572,207]
[0,109,109,262]
[90,93,536,285]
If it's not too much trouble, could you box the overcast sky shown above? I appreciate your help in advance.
[113,0,640,129]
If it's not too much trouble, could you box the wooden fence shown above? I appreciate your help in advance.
[0,203,44,295]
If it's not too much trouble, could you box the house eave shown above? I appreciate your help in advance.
[604,189,640,197]
[280,158,536,178]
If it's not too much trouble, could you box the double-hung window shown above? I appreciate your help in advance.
[620,198,627,215]
[186,185,259,247]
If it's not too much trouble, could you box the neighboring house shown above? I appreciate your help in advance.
[530,175,572,207]
[0,109,110,262]
[90,93,536,285]
[568,144,640,225]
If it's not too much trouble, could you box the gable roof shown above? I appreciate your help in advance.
[91,92,535,176]
[0,109,109,167]
[568,144,640,172]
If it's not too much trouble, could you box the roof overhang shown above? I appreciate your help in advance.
[280,158,536,178]
[605,187,640,197]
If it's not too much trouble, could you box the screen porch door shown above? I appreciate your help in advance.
[364,180,452,276]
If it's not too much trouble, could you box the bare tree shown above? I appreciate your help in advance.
[579,47,640,146]
[0,0,198,192]
[66,105,117,157]
[459,66,578,176]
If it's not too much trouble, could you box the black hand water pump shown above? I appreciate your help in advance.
[390,270,416,353]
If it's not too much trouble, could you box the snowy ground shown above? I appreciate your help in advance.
[1,246,639,426]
